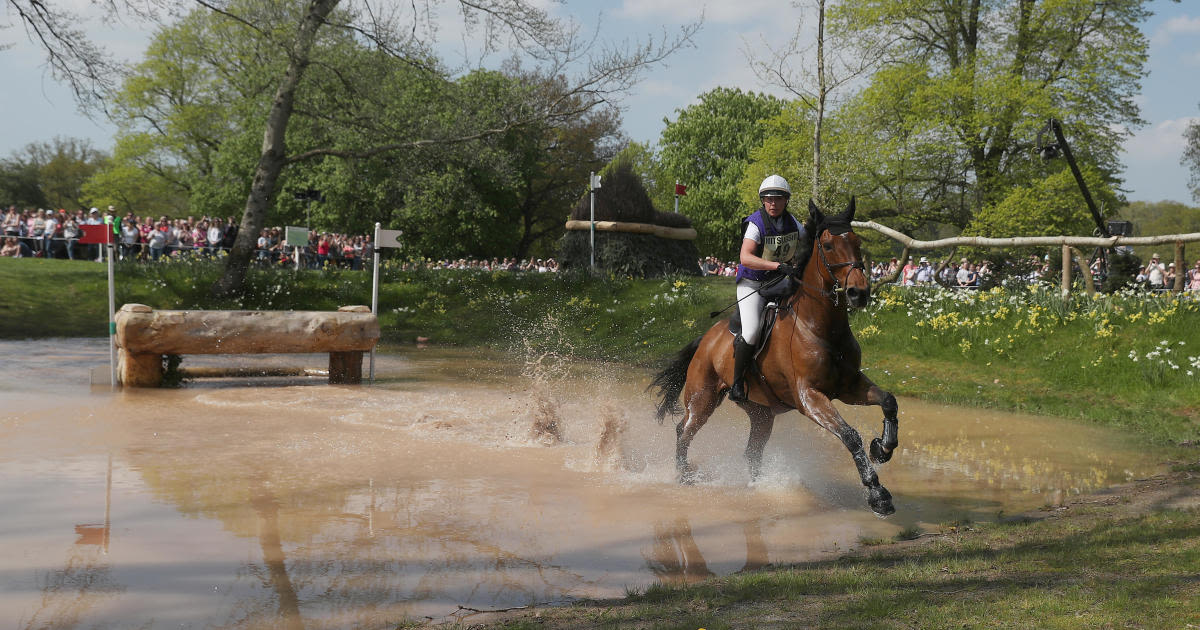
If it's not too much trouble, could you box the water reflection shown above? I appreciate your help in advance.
[0,339,1165,628]
[645,518,715,584]
[248,477,304,630]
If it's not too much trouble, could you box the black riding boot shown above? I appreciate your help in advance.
[728,335,755,402]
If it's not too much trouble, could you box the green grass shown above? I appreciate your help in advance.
[856,284,1200,445]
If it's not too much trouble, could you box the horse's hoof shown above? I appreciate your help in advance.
[867,485,895,517]
[870,437,893,464]
[678,463,698,485]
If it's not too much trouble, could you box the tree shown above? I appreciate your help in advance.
[7,0,699,296]
[965,166,1115,238]
[1185,114,1200,204]
[658,87,784,255]
[464,70,625,259]
[0,137,108,210]
[747,0,884,202]
[833,0,1153,225]
[0,155,48,209]
[3,0,122,109]
[204,0,696,296]
[602,141,674,214]
[81,136,189,216]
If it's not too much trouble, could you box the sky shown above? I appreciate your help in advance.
[3,0,1198,206]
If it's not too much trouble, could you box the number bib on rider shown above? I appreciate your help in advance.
[762,232,799,263]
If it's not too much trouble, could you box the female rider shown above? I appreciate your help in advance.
[730,175,808,402]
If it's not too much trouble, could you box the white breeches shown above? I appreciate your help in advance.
[736,280,765,345]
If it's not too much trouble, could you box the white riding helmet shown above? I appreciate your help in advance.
[758,174,791,198]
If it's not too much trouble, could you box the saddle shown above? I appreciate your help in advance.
[728,276,794,355]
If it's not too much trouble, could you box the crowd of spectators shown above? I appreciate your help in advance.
[698,256,738,277]
[3,205,251,263]
[700,253,1200,293]
[5,204,1198,289]
[876,256,1000,289]
[1,204,562,273]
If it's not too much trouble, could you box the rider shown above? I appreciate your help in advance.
[729,174,808,402]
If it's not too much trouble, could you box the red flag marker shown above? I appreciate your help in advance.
[79,224,111,245]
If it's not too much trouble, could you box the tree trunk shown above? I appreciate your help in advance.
[211,0,341,298]
[811,0,826,201]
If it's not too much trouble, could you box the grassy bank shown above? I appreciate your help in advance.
[2,256,1199,445]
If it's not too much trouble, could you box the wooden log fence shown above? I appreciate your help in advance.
[564,219,697,240]
[113,304,380,387]
[852,220,1200,296]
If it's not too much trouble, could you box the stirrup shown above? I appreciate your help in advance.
[729,380,747,402]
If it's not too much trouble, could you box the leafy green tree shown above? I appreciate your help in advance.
[199,0,697,297]
[0,137,108,210]
[1185,114,1200,204]
[833,0,1153,227]
[1117,200,1200,234]
[658,87,785,256]
[95,3,644,268]
[11,0,698,295]
[965,166,1115,238]
[0,155,48,209]
[747,0,886,201]
[602,141,674,215]
[81,135,190,216]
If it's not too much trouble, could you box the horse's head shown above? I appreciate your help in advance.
[806,197,870,308]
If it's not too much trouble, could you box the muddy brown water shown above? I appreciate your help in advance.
[0,339,1162,628]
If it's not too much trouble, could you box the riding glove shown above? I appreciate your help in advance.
[776,262,795,277]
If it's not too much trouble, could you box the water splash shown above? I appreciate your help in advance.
[594,404,627,472]
[529,388,564,445]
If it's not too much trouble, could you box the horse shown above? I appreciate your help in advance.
[649,198,900,516]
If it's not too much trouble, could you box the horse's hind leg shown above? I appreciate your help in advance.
[842,374,900,465]
[799,389,895,516]
[675,385,719,484]
[742,403,775,481]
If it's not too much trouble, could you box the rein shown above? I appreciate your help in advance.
[707,273,789,319]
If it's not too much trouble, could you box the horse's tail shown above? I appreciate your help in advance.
[647,335,703,424]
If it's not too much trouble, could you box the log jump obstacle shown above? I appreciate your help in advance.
[114,304,380,387]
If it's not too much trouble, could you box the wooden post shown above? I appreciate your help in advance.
[1061,244,1072,298]
[1070,247,1096,297]
[1174,241,1186,293]
[329,351,363,384]
[118,350,164,387]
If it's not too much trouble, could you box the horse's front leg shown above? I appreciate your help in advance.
[842,374,899,465]
[799,388,894,516]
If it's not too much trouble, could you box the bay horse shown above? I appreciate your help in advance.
[649,198,900,516]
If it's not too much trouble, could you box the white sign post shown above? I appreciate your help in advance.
[105,224,116,388]
[589,172,601,269]
[284,226,308,271]
[371,224,404,383]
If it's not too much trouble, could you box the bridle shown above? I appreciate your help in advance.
[813,227,867,307]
